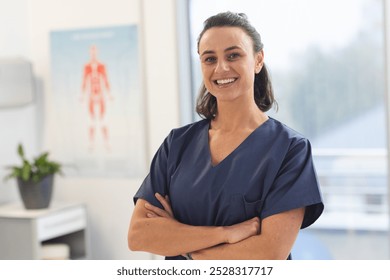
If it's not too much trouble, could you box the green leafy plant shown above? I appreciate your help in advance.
[4,144,62,183]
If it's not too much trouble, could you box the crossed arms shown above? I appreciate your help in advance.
[128,193,304,259]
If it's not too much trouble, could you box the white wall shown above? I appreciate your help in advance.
[0,0,31,57]
[0,0,39,204]
[0,0,180,259]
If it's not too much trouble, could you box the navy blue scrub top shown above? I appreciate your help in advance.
[134,117,324,260]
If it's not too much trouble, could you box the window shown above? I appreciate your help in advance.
[188,0,389,259]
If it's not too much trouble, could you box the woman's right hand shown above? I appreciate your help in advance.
[224,217,260,244]
[146,193,260,245]
[144,193,175,220]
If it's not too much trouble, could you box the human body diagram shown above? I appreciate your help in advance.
[81,45,113,151]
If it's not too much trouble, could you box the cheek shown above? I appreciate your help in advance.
[201,65,211,76]
[201,67,213,85]
[203,81,213,93]
[244,64,257,79]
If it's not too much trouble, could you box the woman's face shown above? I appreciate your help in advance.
[198,26,263,103]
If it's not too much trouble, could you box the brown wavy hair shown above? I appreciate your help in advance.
[196,12,276,119]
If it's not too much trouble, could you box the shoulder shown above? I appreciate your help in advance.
[268,117,309,143]
[160,119,209,157]
[267,117,303,138]
[265,117,312,155]
[168,119,209,141]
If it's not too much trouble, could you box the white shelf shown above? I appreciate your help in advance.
[0,201,89,260]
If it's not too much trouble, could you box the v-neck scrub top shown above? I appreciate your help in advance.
[134,117,324,259]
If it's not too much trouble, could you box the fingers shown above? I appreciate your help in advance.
[146,212,157,218]
[244,217,261,237]
[144,202,171,218]
[251,217,261,235]
[225,216,261,244]
[155,193,174,217]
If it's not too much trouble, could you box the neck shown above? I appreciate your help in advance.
[212,97,268,131]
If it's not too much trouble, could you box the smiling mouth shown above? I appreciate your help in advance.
[214,78,237,85]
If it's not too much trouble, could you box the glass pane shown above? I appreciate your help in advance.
[189,0,389,259]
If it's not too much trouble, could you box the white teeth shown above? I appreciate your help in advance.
[216,78,236,85]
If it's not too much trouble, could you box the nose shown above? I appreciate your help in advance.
[215,60,229,73]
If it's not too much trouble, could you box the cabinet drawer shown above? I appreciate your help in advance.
[37,206,86,241]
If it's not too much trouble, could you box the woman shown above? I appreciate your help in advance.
[128,11,324,260]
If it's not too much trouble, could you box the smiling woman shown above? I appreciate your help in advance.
[198,27,262,104]
[127,11,324,260]
[188,0,389,260]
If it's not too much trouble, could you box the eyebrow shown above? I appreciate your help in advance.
[200,45,242,57]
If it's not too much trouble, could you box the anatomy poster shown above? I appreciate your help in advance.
[50,25,146,177]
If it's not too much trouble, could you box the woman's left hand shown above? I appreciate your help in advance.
[144,193,175,220]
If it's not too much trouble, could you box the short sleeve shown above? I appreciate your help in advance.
[261,138,324,229]
[133,130,173,209]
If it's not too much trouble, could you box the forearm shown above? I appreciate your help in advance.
[128,197,260,257]
[128,216,227,257]
[191,208,305,260]
[191,235,286,260]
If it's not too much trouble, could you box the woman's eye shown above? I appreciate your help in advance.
[227,53,240,60]
[204,57,216,63]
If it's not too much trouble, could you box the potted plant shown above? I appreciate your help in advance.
[4,143,62,209]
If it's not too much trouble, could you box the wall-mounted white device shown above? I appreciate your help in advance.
[0,58,34,108]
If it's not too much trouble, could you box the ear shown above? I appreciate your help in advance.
[255,50,264,74]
